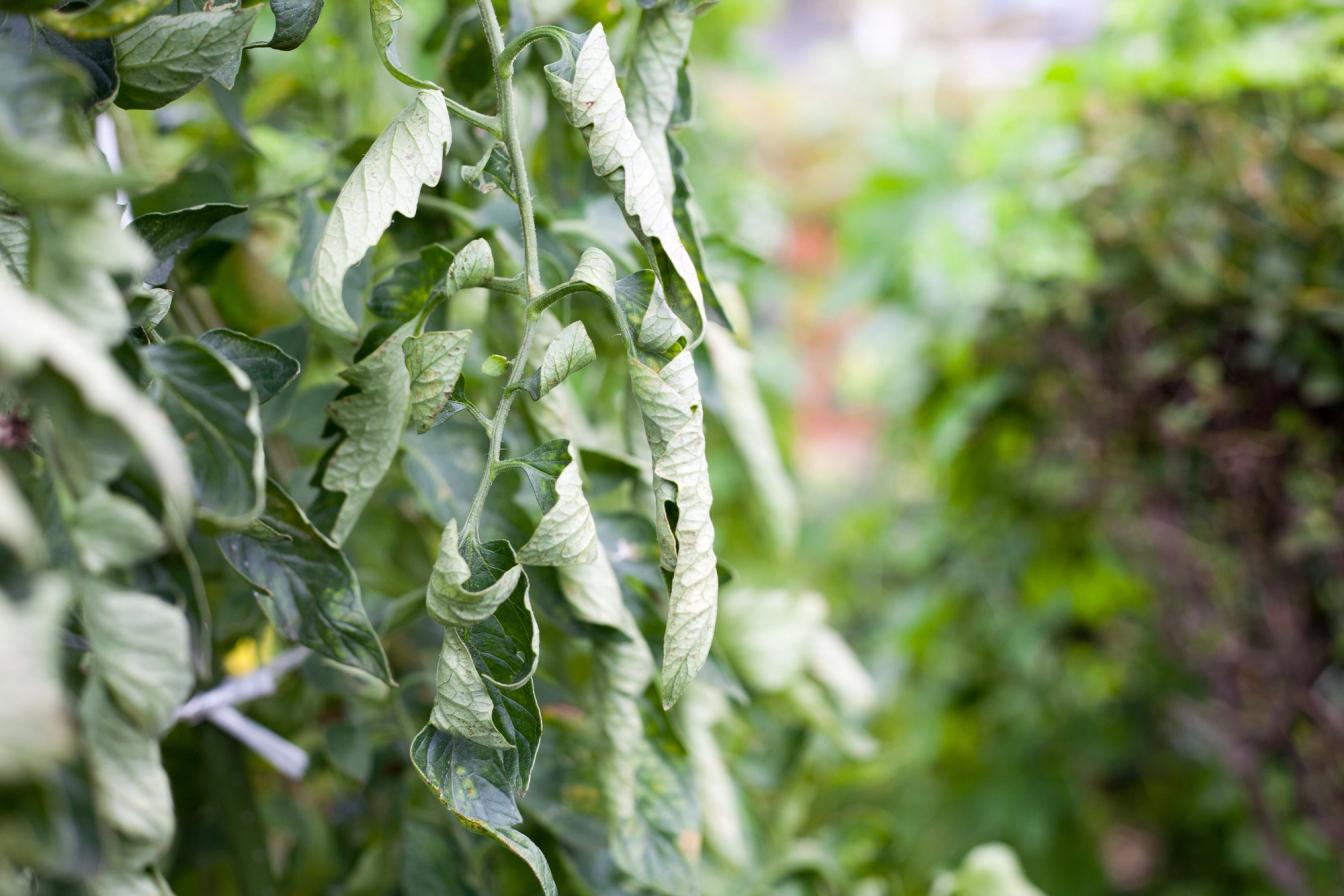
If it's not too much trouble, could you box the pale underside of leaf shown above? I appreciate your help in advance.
[516,442,600,567]
[426,520,523,628]
[304,91,450,339]
[404,329,471,433]
[321,320,416,544]
[431,629,511,749]
[628,352,718,709]
[519,320,595,402]
[543,24,704,341]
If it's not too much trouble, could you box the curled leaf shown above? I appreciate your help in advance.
[541,24,705,342]
[371,0,437,90]
[515,440,600,567]
[304,91,450,339]
[426,520,522,628]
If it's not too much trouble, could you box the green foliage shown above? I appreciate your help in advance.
[0,2,833,894]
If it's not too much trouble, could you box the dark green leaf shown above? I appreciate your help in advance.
[267,0,324,51]
[199,328,300,405]
[144,337,264,528]
[131,203,247,286]
[217,479,392,683]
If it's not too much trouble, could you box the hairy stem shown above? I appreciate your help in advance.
[462,0,546,540]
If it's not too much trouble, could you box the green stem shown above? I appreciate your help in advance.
[462,0,548,541]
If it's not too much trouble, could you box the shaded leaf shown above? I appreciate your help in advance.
[199,328,301,405]
[38,0,165,41]
[130,202,246,286]
[144,337,264,529]
[410,726,557,896]
[217,479,392,683]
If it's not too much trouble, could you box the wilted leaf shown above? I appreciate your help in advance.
[404,330,471,433]
[370,0,436,90]
[304,90,450,339]
[514,439,600,567]
[515,321,595,402]
[426,520,522,628]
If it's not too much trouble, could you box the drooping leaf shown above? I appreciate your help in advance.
[467,578,541,692]
[0,274,192,533]
[303,90,450,339]
[542,24,705,342]
[113,6,260,110]
[515,321,595,402]
[370,0,437,90]
[266,0,325,51]
[315,321,414,544]
[144,337,264,529]
[404,330,471,432]
[432,628,511,749]
[130,203,247,286]
[410,726,557,896]
[514,439,600,567]
[0,575,73,781]
[426,520,522,628]
[628,349,718,709]
[198,328,301,405]
[217,479,392,684]
[624,4,695,202]
[82,587,192,735]
[69,488,166,575]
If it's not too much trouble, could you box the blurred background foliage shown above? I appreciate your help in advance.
[7,0,1343,893]
[686,0,1344,893]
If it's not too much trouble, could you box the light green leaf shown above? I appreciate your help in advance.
[267,0,325,51]
[514,439,600,567]
[217,479,393,684]
[482,354,509,377]
[80,681,175,865]
[130,202,247,286]
[426,520,522,628]
[128,286,172,329]
[83,587,192,734]
[431,629,511,749]
[410,726,557,896]
[144,337,265,529]
[38,0,166,40]
[931,844,1046,896]
[318,321,415,544]
[515,321,595,402]
[198,328,301,405]
[370,0,437,90]
[625,4,695,201]
[0,274,192,534]
[69,488,166,575]
[304,91,450,339]
[404,330,471,433]
[556,547,654,690]
[542,24,705,342]
[114,6,260,109]
[628,350,718,709]
[444,238,494,293]
[0,575,73,782]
